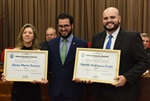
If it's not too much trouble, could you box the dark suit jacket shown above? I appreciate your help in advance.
[92,28,149,96]
[145,48,150,63]
[40,41,49,50]
[48,36,87,97]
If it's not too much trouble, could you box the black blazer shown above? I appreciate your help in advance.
[40,41,49,50]
[92,28,149,85]
[48,36,87,97]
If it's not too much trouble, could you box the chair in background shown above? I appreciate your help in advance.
[87,42,92,48]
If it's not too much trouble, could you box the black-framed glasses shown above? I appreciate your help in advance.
[58,24,71,29]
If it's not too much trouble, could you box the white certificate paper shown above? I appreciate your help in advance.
[73,48,121,84]
[4,49,48,82]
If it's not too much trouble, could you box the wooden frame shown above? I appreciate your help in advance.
[4,49,48,82]
[73,48,121,84]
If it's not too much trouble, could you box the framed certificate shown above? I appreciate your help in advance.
[3,49,48,82]
[73,48,121,84]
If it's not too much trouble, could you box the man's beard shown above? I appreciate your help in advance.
[103,21,120,31]
[59,29,72,39]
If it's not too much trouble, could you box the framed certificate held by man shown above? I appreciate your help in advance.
[3,49,48,82]
[73,48,121,84]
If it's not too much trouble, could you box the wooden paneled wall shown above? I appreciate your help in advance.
[0,15,3,54]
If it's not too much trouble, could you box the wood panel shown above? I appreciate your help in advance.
[0,65,3,72]
[0,15,3,53]
[138,77,150,101]
[0,80,11,101]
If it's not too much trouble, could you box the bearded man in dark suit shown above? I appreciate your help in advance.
[91,7,149,101]
[48,13,87,101]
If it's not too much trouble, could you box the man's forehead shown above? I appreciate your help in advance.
[142,36,150,40]
[103,8,119,17]
[46,29,54,33]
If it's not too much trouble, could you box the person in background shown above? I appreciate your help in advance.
[90,7,149,101]
[40,27,57,50]
[1,23,48,101]
[140,33,150,74]
[140,33,150,53]
[48,13,87,101]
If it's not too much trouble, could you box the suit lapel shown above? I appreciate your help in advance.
[64,37,76,64]
[94,31,106,49]
[98,29,124,49]
[53,37,62,64]
[114,29,124,49]
[99,32,107,48]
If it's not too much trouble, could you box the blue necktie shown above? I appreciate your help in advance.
[105,35,113,49]
[60,39,67,64]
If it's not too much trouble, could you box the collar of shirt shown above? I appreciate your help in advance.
[106,27,120,39]
[60,34,73,43]
[60,34,74,55]
[103,27,120,49]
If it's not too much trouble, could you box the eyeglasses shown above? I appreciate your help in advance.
[58,25,71,29]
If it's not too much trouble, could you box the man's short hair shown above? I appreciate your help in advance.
[140,33,150,38]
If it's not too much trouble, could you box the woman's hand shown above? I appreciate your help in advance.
[1,73,8,83]
[72,78,92,84]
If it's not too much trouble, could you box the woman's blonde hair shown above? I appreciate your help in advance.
[16,23,40,49]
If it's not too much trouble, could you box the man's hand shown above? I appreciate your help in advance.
[31,78,48,84]
[72,78,92,84]
[112,75,127,87]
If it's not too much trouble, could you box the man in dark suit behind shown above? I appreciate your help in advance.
[91,7,149,101]
[140,33,150,74]
[48,13,87,101]
[40,27,57,50]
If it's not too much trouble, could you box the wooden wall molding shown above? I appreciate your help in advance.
[0,15,3,24]
[0,15,3,53]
